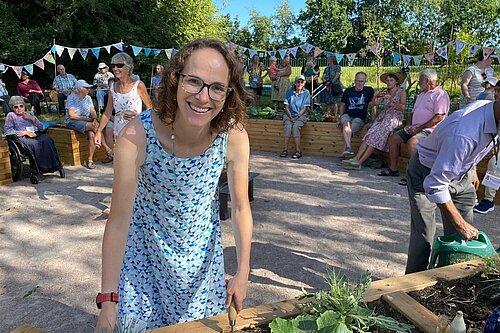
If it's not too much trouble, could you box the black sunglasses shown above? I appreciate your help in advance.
[111,63,126,69]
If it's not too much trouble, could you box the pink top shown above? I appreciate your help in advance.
[17,80,42,98]
[411,86,450,131]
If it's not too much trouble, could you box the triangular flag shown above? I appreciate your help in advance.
[335,53,344,64]
[0,64,5,72]
[483,47,495,59]
[67,47,77,60]
[55,45,65,57]
[43,51,55,64]
[403,54,412,68]
[227,42,238,52]
[325,51,334,58]
[268,50,276,58]
[278,49,288,59]
[369,43,381,55]
[144,48,151,57]
[469,44,480,57]
[91,47,100,59]
[79,48,89,60]
[424,52,434,64]
[172,49,178,56]
[413,54,424,67]
[313,47,323,58]
[113,43,123,51]
[455,39,467,55]
[153,49,161,57]
[248,49,257,59]
[24,64,34,75]
[436,45,448,60]
[289,47,299,58]
[34,59,45,70]
[164,48,173,59]
[346,53,356,66]
[131,45,142,56]
[238,46,247,54]
[413,55,423,67]
[13,66,23,78]
[104,45,112,54]
[300,43,313,54]
[51,44,57,54]
[393,52,400,65]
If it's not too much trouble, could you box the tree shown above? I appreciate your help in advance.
[298,0,354,52]
[248,9,273,50]
[271,0,297,48]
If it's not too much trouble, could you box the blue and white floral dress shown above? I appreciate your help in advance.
[118,110,227,329]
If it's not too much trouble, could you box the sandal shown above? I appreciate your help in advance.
[280,150,288,158]
[85,160,96,169]
[291,151,302,159]
[377,168,399,177]
[398,178,407,186]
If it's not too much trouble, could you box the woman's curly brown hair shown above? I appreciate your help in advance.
[154,38,250,133]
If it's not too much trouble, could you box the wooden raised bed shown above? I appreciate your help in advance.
[153,259,485,333]
[0,140,13,186]
[47,127,107,166]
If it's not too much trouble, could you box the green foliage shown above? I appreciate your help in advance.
[248,9,273,50]
[272,0,297,48]
[478,255,500,304]
[268,269,414,333]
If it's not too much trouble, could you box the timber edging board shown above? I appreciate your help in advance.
[0,140,13,185]
[151,259,485,333]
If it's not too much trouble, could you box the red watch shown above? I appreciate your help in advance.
[96,292,119,309]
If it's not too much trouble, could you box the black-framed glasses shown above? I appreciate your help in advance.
[178,73,232,101]
[13,104,25,109]
[111,63,125,69]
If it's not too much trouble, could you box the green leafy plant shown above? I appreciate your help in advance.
[269,268,414,333]
[478,255,500,302]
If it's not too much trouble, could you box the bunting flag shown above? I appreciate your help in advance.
[24,64,34,75]
[51,45,57,54]
[153,49,162,57]
[313,47,323,58]
[67,47,77,60]
[34,59,45,70]
[268,50,276,58]
[300,43,313,54]
[113,42,123,51]
[43,51,55,64]
[91,47,100,59]
[248,49,257,59]
[369,43,381,55]
[483,47,495,59]
[278,49,288,59]
[393,52,400,65]
[131,45,142,56]
[289,47,298,58]
[144,48,151,57]
[104,45,112,54]
[424,52,434,64]
[346,53,356,66]
[325,51,334,58]
[413,55,423,67]
[335,53,344,64]
[455,39,467,55]
[164,48,173,59]
[403,54,412,68]
[55,45,65,57]
[227,42,238,52]
[12,66,23,78]
[79,48,89,60]
[238,46,247,54]
[0,64,5,73]
[172,49,178,56]
[436,45,448,60]
[469,44,480,57]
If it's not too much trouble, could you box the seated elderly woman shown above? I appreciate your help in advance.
[65,79,99,169]
[342,72,406,170]
[280,75,311,159]
[4,95,61,172]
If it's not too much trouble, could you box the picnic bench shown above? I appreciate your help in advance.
[218,172,259,220]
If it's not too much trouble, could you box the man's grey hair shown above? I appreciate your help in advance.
[420,68,438,82]
[111,52,134,76]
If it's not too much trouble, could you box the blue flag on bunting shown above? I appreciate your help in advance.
[91,47,100,59]
[153,49,161,57]
[278,49,287,59]
[335,53,344,64]
[131,46,142,56]
[24,64,34,75]
[144,48,151,57]
[113,43,123,51]
[393,52,400,65]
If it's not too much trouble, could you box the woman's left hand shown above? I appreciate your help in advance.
[225,273,249,313]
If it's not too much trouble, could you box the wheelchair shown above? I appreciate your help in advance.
[7,132,65,184]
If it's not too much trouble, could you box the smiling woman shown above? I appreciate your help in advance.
[95,38,254,332]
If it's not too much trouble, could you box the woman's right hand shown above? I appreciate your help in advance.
[95,303,117,333]
[95,130,102,148]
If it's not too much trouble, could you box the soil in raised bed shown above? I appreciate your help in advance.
[241,273,499,333]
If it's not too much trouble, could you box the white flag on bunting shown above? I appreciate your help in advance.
[455,39,467,55]
[403,54,412,68]
[55,45,65,57]
[79,48,89,60]
[67,48,77,60]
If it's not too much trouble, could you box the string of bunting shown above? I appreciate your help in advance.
[0,38,497,79]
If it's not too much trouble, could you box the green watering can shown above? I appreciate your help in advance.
[428,231,496,269]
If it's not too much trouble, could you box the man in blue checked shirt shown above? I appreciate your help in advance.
[405,100,500,274]
[53,64,77,114]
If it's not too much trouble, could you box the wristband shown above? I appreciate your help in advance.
[96,292,119,309]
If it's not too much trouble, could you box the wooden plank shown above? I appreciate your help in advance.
[10,324,45,333]
[382,291,438,333]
